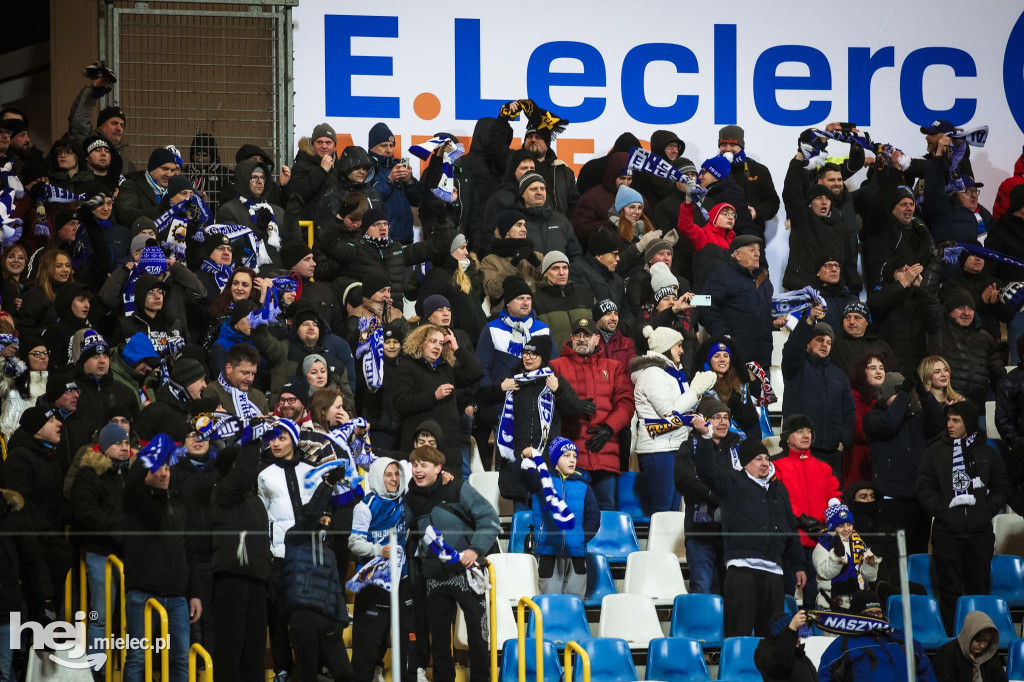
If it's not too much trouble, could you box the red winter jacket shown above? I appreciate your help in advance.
[993,154,1024,220]
[677,201,735,251]
[843,389,876,487]
[597,330,637,373]
[550,344,635,473]
[772,448,840,548]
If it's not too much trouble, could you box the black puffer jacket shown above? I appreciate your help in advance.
[754,628,820,682]
[674,431,742,535]
[865,271,931,378]
[312,213,362,283]
[916,432,1008,536]
[17,279,72,342]
[701,257,775,372]
[518,201,583,263]
[209,443,272,582]
[3,429,66,533]
[727,155,779,238]
[576,132,640,196]
[135,383,193,442]
[861,166,934,290]
[923,261,1005,408]
[285,138,338,221]
[863,390,941,499]
[984,213,1024,281]
[43,282,94,367]
[996,366,1024,442]
[457,117,513,245]
[0,489,54,622]
[480,149,534,255]
[170,455,221,564]
[76,368,140,432]
[70,447,128,556]
[573,253,625,317]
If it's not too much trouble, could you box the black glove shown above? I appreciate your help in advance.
[797,514,824,534]
[324,463,347,486]
[580,398,597,416]
[255,207,273,230]
[901,374,917,394]
[833,539,846,559]
[585,425,614,452]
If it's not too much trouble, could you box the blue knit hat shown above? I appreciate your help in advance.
[99,423,129,453]
[138,245,167,276]
[547,436,577,470]
[613,185,644,212]
[825,498,855,531]
[368,122,395,150]
[121,333,159,366]
[270,418,300,445]
[701,156,732,180]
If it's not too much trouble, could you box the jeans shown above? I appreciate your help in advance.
[0,624,11,682]
[460,413,474,480]
[123,590,190,682]
[684,538,723,595]
[638,451,681,514]
[587,470,618,511]
[85,552,113,662]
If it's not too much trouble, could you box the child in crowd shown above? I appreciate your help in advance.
[812,499,880,610]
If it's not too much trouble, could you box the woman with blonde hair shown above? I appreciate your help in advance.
[918,355,965,405]
[17,249,73,338]
[416,224,485,342]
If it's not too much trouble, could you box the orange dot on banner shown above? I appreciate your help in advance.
[414,93,441,120]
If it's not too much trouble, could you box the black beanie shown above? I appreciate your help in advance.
[166,174,192,198]
[147,147,178,172]
[496,210,527,236]
[738,438,769,467]
[281,242,313,270]
[943,286,976,313]
[502,276,532,303]
[522,335,553,365]
[361,271,391,298]
[201,233,231,259]
[888,186,916,211]
[45,373,78,403]
[946,400,979,435]
[55,208,77,230]
[170,358,206,387]
[229,300,258,327]
[806,184,832,204]
[588,229,620,257]
[781,414,815,447]
[279,376,311,406]
[19,406,56,436]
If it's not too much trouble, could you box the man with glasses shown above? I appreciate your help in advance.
[691,413,805,637]
[216,159,290,253]
[274,379,308,423]
[925,134,993,245]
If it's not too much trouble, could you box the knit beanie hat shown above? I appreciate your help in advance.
[888,186,916,211]
[541,250,568,274]
[45,372,79,403]
[698,396,730,419]
[368,122,395,149]
[497,210,527,236]
[780,414,815,447]
[422,294,451,321]
[97,106,126,128]
[166,174,192,199]
[718,125,745,148]
[301,354,328,376]
[522,335,553,365]
[850,590,882,615]
[502,276,532,303]
[824,497,855,531]
[644,239,673,265]
[613,185,644,212]
[843,301,870,320]
[806,184,832,204]
[281,242,313,270]
[147,147,179,172]
[137,245,167,276]
[518,172,546,195]
[707,203,736,229]
[546,436,576,470]
[944,286,976,312]
[121,333,160,367]
[76,329,109,367]
[280,376,311,404]
[449,232,467,254]
[312,123,337,143]
[592,299,618,322]
[588,229,620,257]
[271,418,300,445]
[811,322,835,341]
[55,209,77,232]
[20,406,55,436]
[170,358,206,387]
[99,424,129,453]
[649,262,678,302]
[701,156,732,180]
[383,320,406,344]
[642,325,684,355]
[361,206,388,228]
[131,216,157,237]
[361,271,391,298]
[737,437,769,467]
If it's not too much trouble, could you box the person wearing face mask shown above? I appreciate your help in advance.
[934,611,1007,682]
[416,231,486,344]
[69,422,132,664]
[478,210,541,307]
[811,500,879,611]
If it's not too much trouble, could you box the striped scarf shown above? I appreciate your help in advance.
[520,440,575,529]
[195,223,268,270]
[771,286,826,317]
[346,547,405,594]
[950,432,978,507]
[496,368,554,462]
[355,316,385,392]
[218,372,260,419]
[237,196,281,249]
[817,530,869,593]
[408,137,465,202]
[199,259,233,291]
[42,185,85,203]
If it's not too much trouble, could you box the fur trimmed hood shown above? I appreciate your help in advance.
[629,352,671,374]
[1,489,24,511]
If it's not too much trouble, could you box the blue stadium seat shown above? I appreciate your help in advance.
[525,594,590,645]
[990,555,1024,607]
[499,638,562,682]
[955,596,1016,650]
[646,637,711,682]
[571,638,637,682]
[670,594,724,648]
[1008,638,1024,680]
[784,595,799,615]
[585,511,640,564]
[584,552,616,608]
[509,510,531,553]
[908,553,934,597]
[718,637,762,682]
[885,594,949,648]
[616,471,649,522]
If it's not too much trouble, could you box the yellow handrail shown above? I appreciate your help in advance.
[105,555,127,682]
[487,561,497,682]
[189,642,213,682]
[300,220,314,248]
[144,598,170,682]
[516,597,543,682]
[63,552,87,622]
[563,641,590,682]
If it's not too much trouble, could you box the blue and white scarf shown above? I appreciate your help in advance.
[355,316,385,392]
[218,371,260,419]
[145,172,168,202]
[944,241,1024,273]
[423,525,463,565]
[136,433,182,472]
[946,126,990,192]
[42,184,85,204]
[0,158,24,198]
[496,368,554,462]
[304,457,365,507]
[245,286,282,329]
[122,246,168,316]
[520,438,575,529]
[199,259,233,291]
[771,286,826,317]
[194,222,268,270]
[346,547,405,594]
[498,310,534,356]
[409,137,465,202]
[808,610,891,636]
[153,194,212,259]
[806,129,911,172]
[237,197,281,250]
[0,188,22,248]
[627,146,710,219]
[950,432,978,508]
[0,335,25,379]
[325,417,377,470]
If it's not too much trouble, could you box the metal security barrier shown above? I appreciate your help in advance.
[64,551,87,622]
[563,642,590,682]
[300,220,314,249]
[485,561,498,682]
[144,598,170,682]
[105,554,127,682]
[189,643,213,682]
[516,597,543,682]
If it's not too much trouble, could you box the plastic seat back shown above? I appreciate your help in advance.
[468,471,512,517]
[488,553,539,606]
[991,555,1024,608]
[993,513,1024,556]
[646,637,710,682]
[907,553,934,597]
[802,636,834,668]
[623,551,686,602]
[574,638,637,682]
[669,593,724,648]
[719,636,762,682]
[885,595,948,649]
[1007,637,1024,680]
[498,638,562,682]
[586,511,640,563]
[955,595,1016,650]
[616,471,649,521]
[647,511,687,559]
[509,510,532,554]
[525,594,590,645]
[584,552,616,607]
[598,594,663,648]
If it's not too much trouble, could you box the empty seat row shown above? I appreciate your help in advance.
[510,510,687,561]
[886,593,1018,650]
[907,552,1024,607]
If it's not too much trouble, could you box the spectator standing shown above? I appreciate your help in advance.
[286,123,338,222]
[717,125,779,238]
[830,301,897,379]
[811,499,880,610]
[367,122,421,245]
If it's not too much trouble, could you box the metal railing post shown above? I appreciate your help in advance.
[563,641,590,682]
[144,598,170,682]
[105,555,127,682]
[189,642,213,682]
[516,597,542,682]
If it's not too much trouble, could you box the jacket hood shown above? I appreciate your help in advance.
[650,130,685,161]
[81,445,113,475]
[630,351,671,382]
[134,274,168,314]
[0,489,24,512]
[233,158,271,202]
[469,117,513,164]
[296,136,315,159]
[957,611,999,665]
[235,143,274,171]
[55,281,92,321]
[601,152,630,192]
[46,133,85,172]
[412,419,446,450]
[501,148,537,187]
[365,456,408,499]
[610,132,641,154]
[338,146,376,179]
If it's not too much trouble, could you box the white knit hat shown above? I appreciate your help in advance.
[643,325,684,355]
[649,262,678,302]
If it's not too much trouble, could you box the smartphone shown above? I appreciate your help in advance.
[400,157,411,167]
[838,122,857,131]
[691,295,712,307]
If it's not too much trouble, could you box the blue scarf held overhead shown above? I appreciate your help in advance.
[136,433,182,472]
[245,286,282,330]
[194,222,268,270]
[356,316,385,392]
[945,126,989,192]
[806,129,911,173]
[122,246,168,316]
[153,194,212,259]
[496,368,554,462]
[520,438,575,529]
[408,137,466,202]
[42,184,85,203]
[771,286,827,317]
[324,417,377,470]
[303,457,366,507]
[0,188,23,248]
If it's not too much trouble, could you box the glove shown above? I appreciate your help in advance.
[635,229,664,254]
[580,398,597,416]
[40,600,57,625]
[255,207,273,230]
[689,370,718,396]
[797,514,824,534]
[833,539,846,559]
[526,251,541,267]
[662,229,680,247]
[324,461,348,486]
[585,425,614,452]
[685,176,697,193]
[238,417,275,445]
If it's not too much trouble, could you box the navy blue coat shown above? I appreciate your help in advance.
[701,257,775,371]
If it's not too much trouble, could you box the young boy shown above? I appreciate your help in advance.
[405,445,500,682]
[349,457,415,682]
[521,437,601,598]
[811,499,880,610]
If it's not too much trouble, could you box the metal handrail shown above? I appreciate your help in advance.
[144,598,169,682]
[516,596,543,682]
[486,561,498,682]
[189,642,213,682]
[105,555,127,682]
[563,641,590,682]
[300,220,313,248]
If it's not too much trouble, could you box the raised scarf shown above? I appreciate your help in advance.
[806,128,911,173]
[355,315,385,392]
[0,157,24,198]
[945,126,989,192]
[626,145,712,221]
[0,188,23,248]
[245,286,282,330]
[346,546,406,594]
[237,196,281,250]
[153,194,212,259]
[950,432,978,507]
[218,371,260,419]
[194,223,269,270]
[808,611,891,636]
[199,259,233,291]
[772,286,827,317]
[496,368,554,462]
[520,445,575,529]
[409,137,466,202]
[817,530,868,593]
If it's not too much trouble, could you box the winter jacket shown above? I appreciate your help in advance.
[597,330,636,370]
[861,166,934,291]
[831,329,897,380]
[993,153,1024,220]
[369,150,422,244]
[476,312,555,388]
[702,257,775,371]
[518,201,584,263]
[285,138,338,222]
[571,152,650,249]
[171,454,220,566]
[577,133,640,196]
[924,155,993,245]
[216,159,291,256]
[250,323,355,410]
[0,372,46,441]
[524,468,600,557]
[120,458,197,598]
[754,628,821,682]
[392,347,483,471]
[17,279,71,341]
[864,388,943,500]
[781,318,856,452]
[818,630,936,682]
[201,377,269,416]
[114,170,164,226]
[773,448,840,548]
[674,431,742,535]
[404,477,501,579]
[866,275,931,378]
[317,232,439,311]
[99,262,206,336]
[573,252,624,317]
[547,346,631,470]
[630,352,705,454]
[695,178,755,237]
[67,85,135,172]
[3,429,67,535]
[923,262,1005,409]
[933,611,1007,682]
[995,365,1024,442]
[283,521,348,622]
[982,212,1024,282]
[136,383,196,443]
[532,282,595,350]
[694,435,804,569]
[943,268,1015,343]
[534,149,580,219]
[479,237,541,304]
[210,443,272,580]
[0,489,54,623]
[727,155,779,237]
[258,455,316,559]
[916,433,1008,537]
[811,533,879,610]
[457,117,514,247]
[846,389,875,486]
[415,258,486,345]
[349,457,409,566]
[70,447,129,556]
[677,199,733,291]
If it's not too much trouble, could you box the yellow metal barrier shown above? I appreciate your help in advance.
[189,643,213,682]
[516,597,543,682]
[300,220,314,248]
[144,598,170,682]
[64,551,87,622]
[105,555,127,682]
[563,641,590,682]
[486,562,498,682]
